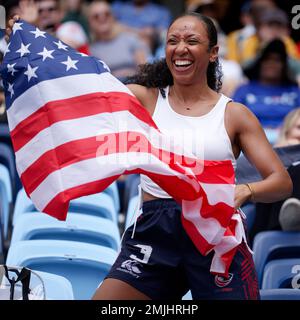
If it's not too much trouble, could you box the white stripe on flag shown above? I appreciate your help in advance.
[182,198,227,245]
[30,152,197,211]
[210,213,245,273]
[16,110,203,175]
[200,182,235,207]
[7,72,131,131]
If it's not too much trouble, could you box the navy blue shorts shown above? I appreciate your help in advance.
[106,199,260,300]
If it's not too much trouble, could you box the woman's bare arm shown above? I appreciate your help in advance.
[126,84,157,115]
[229,102,292,207]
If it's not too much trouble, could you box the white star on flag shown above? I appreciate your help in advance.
[24,64,39,82]
[12,22,23,34]
[30,28,46,39]
[4,43,10,57]
[61,56,78,71]
[16,43,31,57]
[8,83,14,97]
[7,63,17,76]
[54,40,68,51]
[38,47,55,61]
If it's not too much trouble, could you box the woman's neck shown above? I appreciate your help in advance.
[171,82,217,105]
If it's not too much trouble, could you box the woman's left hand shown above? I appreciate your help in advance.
[234,184,252,210]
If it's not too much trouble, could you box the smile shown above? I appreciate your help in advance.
[173,60,194,72]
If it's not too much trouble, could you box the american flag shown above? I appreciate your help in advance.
[0,20,245,276]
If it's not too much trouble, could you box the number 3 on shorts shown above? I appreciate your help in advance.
[130,244,153,264]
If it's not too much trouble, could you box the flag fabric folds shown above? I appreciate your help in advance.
[0,20,246,276]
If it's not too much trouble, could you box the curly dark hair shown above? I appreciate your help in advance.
[125,12,223,92]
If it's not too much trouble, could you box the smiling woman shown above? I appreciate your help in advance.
[5,12,293,300]
[91,13,292,300]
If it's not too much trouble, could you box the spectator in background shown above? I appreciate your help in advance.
[88,0,148,81]
[186,0,245,97]
[249,108,300,241]
[7,0,63,35]
[233,39,300,144]
[61,0,90,39]
[111,0,171,54]
[56,21,90,55]
[276,109,300,232]
[35,0,63,34]
[226,0,276,63]
[238,7,300,65]
[276,108,300,147]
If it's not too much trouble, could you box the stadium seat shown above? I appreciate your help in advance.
[262,259,300,289]
[33,270,74,300]
[0,163,12,239]
[260,289,300,300]
[11,212,120,251]
[125,195,140,230]
[240,203,256,232]
[0,200,4,263]
[6,240,118,299]
[0,124,12,147]
[253,231,300,287]
[0,142,22,200]
[13,188,117,226]
[182,290,193,300]
[103,182,120,213]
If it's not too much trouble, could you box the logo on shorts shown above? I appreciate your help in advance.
[214,273,234,288]
[117,259,142,278]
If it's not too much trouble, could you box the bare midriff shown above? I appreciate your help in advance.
[142,190,165,202]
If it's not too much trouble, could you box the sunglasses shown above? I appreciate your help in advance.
[38,6,58,14]
[91,11,112,20]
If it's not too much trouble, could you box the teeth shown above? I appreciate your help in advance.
[174,60,192,66]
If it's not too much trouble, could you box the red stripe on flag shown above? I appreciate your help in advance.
[43,175,121,220]
[11,91,157,152]
[21,131,233,197]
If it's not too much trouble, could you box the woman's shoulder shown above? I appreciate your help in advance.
[126,84,159,112]
[226,101,261,131]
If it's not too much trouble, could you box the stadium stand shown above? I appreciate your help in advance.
[253,231,300,287]
[10,212,120,251]
[6,239,117,299]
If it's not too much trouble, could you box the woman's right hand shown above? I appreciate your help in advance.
[5,16,20,42]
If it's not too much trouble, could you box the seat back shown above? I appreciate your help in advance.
[13,188,117,226]
[0,142,21,199]
[11,212,120,250]
[262,259,300,289]
[260,289,300,300]
[253,231,300,286]
[0,163,12,238]
[6,240,117,299]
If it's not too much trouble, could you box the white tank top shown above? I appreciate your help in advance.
[140,86,236,198]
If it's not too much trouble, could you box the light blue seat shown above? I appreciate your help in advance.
[0,163,12,239]
[34,270,74,300]
[125,195,140,230]
[262,259,300,289]
[0,201,3,262]
[253,231,300,287]
[260,289,300,300]
[6,240,118,300]
[11,212,120,251]
[182,290,193,300]
[13,188,117,226]
[103,182,120,213]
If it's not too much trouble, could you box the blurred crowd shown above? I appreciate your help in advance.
[1,0,300,146]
